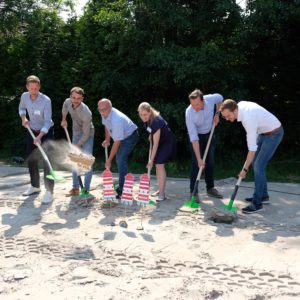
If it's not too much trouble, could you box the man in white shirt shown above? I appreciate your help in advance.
[220,99,284,214]
[185,89,223,200]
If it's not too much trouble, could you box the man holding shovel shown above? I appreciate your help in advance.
[61,87,95,197]
[220,99,284,214]
[98,98,138,199]
[19,75,54,204]
[185,89,223,201]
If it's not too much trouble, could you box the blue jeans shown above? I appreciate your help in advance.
[72,134,94,191]
[116,130,139,193]
[252,127,284,205]
[190,132,216,193]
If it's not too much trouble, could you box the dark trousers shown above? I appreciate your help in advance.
[190,132,216,193]
[26,127,54,193]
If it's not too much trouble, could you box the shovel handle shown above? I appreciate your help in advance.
[147,139,152,178]
[63,127,72,144]
[196,123,216,181]
[229,161,248,203]
[27,127,54,172]
[105,145,108,162]
[236,161,248,187]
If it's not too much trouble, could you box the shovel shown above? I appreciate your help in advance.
[27,127,64,181]
[103,144,116,226]
[208,163,247,224]
[119,173,135,228]
[221,162,247,213]
[183,123,216,209]
[147,139,156,206]
[136,140,155,230]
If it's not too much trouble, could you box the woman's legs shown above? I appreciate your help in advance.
[155,164,166,197]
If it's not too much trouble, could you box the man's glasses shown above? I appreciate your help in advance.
[98,107,108,113]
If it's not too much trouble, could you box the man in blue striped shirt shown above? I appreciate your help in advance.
[19,75,54,204]
[185,89,223,200]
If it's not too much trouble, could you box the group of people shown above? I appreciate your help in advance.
[19,75,284,214]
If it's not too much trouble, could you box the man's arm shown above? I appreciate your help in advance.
[102,127,111,147]
[105,140,121,169]
[240,121,258,178]
[61,111,68,128]
[34,100,52,144]
[240,151,256,178]
[191,140,205,169]
[19,95,29,128]
[213,101,222,126]
[186,110,205,169]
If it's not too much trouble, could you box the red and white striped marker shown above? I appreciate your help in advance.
[136,173,150,206]
[102,169,115,200]
[121,173,134,205]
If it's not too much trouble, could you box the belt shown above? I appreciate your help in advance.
[261,125,282,136]
[198,132,211,136]
[31,128,41,133]
[127,129,138,138]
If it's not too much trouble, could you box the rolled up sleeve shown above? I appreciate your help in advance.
[19,94,27,116]
[185,114,198,142]
[243,121,258,151]
[62,99,69,114]
[213,93,224,104]
[41,100,52,133]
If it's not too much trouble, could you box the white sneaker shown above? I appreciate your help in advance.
[22,186,41,196]
[42,191,53,204]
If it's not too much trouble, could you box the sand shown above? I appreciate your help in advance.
[0,166,300,299]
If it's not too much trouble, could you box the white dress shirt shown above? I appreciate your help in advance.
[237,101,281,151]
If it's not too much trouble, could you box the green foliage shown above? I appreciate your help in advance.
[0,0,299,176]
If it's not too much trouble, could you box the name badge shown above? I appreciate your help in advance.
[34,110,41,116]
[146,126,152,133]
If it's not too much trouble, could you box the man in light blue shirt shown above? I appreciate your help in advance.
[185,89,223,200]
[98,98,138,198]
[19,75,54,204]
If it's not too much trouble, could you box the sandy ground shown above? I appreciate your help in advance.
[0,164,300,300]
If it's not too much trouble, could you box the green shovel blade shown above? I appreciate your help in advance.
[221,204,238,213]
[183,195,199,209]
[46,170,64,181]
[148,200,157,206]
[46,174,55,181]
[80,189,94,198]
[221,198,238,213]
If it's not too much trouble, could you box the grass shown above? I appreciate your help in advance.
[1,153,300,183]
[214,157,300,183]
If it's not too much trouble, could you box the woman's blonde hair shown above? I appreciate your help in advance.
[138,102,160,124]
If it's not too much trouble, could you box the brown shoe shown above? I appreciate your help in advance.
[66,188,80,197]
[207,188,223,199]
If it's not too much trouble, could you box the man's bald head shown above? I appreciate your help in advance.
[98,98,112,117]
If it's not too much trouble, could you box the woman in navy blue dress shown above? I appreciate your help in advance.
[138,102,176,201]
